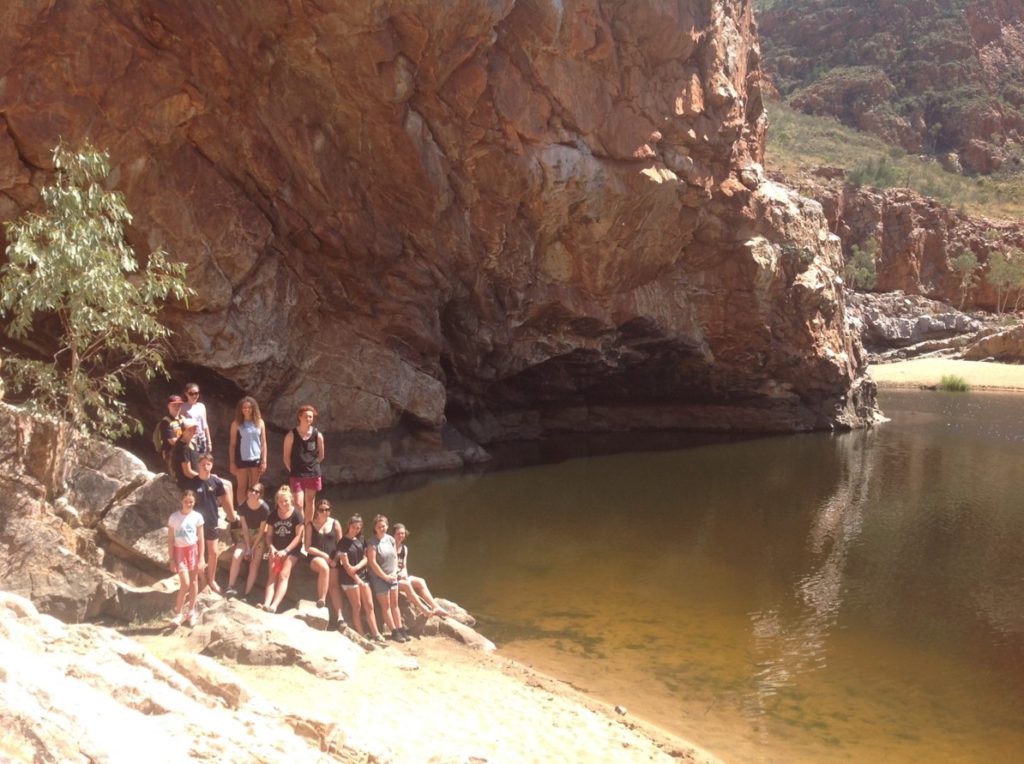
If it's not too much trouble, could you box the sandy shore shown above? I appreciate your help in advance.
[136,629,718,764]
[870,358,1024,391]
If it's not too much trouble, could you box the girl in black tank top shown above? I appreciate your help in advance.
[308,499,344,628]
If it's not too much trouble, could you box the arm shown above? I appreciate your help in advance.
[251,521,267,554]
[203,411,213,453]
[167,527,176,573]
[228,422,238,473]
[366,543,393,581]
[259,423,268,474]
[284,520,303,555]
[239,516,252,555]
[282,430,293,473]
[316,431,325,464]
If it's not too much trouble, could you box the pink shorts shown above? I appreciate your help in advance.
[173,544,199,571]
[289,476,322,495]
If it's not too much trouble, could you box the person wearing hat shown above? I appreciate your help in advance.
[158,395,186,472]
[172,418,201,488]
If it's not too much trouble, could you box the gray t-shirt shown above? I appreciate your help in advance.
[370,533,397,578]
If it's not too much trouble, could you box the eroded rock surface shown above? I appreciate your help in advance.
[0,1,876,481]
[0,591,366,763]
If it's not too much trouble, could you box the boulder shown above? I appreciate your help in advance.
[0,590,363,762]
[963,325,1024,361]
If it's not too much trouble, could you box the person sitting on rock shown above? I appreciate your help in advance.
[367,514,409,643]
[167,489,204,628]
[262,485,303,613]
[308,498,345,631]
[392,523,444,618]
[336,514,384,643]
[225,481,269,600]
[172,418,201,488]
[188,453,231,596]
[282,404,324,553]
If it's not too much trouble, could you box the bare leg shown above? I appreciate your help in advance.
[327,568,344,625]
[387,588,403,631]
[310,557,330,604]
[398,579,430,615]
[175,567,190,615]
[343,586,364,635]
[410,576,442,614]
[376,591,397,633]
[227,546,245,589]
[302,492,316,550]
[269,556,296,611]
[187,566,199,615]
[361,582,381,637]
[245,550,262,596]
[204,539,222,595]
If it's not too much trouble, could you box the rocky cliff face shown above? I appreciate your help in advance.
[783,171,1024,309]
[0,1,876,481]
[758,0,1024,174]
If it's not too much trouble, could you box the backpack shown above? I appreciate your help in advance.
[153,416,177,455]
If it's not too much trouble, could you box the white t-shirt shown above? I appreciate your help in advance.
[183,401,209,451]
[168,510,205,548]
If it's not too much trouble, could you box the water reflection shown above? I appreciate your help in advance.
[748,429,874,712]
[330,391,1024,762]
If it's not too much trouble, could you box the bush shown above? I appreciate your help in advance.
[939,374,970,392]
[845,239,878,290]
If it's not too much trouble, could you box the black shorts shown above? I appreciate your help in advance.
[204,525,219,542]
[238,458,260,468]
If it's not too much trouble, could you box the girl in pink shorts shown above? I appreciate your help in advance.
[167,490,206,627]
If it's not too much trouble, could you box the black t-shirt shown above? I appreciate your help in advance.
[269,509,303,552]
[337,536,366,585]
[237,499,270,534]
[172,441,199,487]
[188,475,225,530]
[310,517,339,557]
[289,427,322,478]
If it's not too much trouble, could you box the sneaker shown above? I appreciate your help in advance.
[186,610,198,627]
[389,630,408,643]
[224,587,239,599]
[316,599,326,609]
[169,612,184,627]
[336,619,348,632]
[373,634,387,644]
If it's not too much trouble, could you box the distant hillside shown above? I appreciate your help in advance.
[756,0,1024,174]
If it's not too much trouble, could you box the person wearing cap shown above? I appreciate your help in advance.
[159,395,186,472]
[172,418,201,488]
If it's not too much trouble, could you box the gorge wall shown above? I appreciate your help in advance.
[758,0,1024,174]
[0,0,876,481]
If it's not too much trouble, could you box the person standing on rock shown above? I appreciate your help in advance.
[282,405,324,553]
[167,489,205,628]
[189,453,231,596]
[308,498,345,630]
[181,383,212,455]
[172,418,201,488]
[392,523,444,618]
[157,395,185,471]
[262,485,304,613]
[367,514,409,643]
[228,396,268,508]
[337,514,384,643]
[225,481,269,600]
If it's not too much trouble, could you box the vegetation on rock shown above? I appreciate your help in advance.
[0,143,191,440]
[844,238,878,290]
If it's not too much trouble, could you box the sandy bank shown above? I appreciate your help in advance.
[870,358,1024,391]
[137,628,718,764]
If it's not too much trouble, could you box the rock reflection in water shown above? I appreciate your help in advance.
[747,430,874,714]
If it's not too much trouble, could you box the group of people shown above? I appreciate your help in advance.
[161,386,443,642]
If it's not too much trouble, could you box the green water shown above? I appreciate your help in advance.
[327,390,1024,762]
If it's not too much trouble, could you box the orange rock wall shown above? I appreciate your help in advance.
[0,1,875,479]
